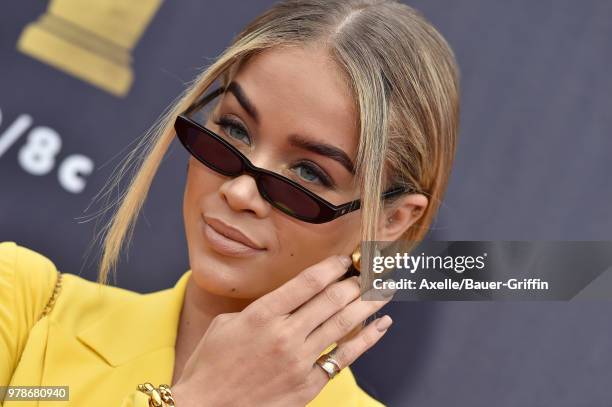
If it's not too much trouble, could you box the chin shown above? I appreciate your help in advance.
[187,248,263,298]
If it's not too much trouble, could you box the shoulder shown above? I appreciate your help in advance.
[0,241,140,323]
[0,241,62,373]
[0,241,59,321]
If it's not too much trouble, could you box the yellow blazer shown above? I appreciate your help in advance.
[0,241,384,406]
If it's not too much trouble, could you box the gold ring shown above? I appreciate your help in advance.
[316,352,342,379]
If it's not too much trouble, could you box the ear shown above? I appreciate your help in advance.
[376,193,428,241]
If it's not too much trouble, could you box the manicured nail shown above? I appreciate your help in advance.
[376,315,393,332]
[338,255,352,268]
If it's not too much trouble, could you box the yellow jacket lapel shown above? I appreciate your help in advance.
[75,270,191,368]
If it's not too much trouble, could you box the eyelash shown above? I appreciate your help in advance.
[212,115,335,188]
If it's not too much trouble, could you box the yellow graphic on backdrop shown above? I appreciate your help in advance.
[16,0,162,97]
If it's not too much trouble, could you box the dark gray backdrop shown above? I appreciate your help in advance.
[1,1,611,406]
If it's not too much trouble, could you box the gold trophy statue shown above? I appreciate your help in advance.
[17,0,162,97]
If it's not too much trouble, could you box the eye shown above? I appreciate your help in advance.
[210,114,334,188]
[291,161,334,188]
[213,116,251,146]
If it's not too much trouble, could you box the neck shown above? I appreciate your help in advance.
[172,274,254,384]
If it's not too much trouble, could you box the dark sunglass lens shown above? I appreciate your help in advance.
[177,118,242,175]
[259,175,321,220]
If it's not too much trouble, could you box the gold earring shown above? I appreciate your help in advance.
[351,247,361,271]
[352,246,384,273]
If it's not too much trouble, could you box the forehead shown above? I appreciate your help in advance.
[228,45,359,157]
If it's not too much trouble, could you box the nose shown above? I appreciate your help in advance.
[219,173,271,218]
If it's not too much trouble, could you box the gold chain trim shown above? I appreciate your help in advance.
[137,383,176,407]
[38,270,63,321]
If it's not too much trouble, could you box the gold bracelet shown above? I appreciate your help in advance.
[136,382,176,407]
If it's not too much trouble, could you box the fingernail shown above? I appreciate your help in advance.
[376,315,393,332]
[338,255,352,268]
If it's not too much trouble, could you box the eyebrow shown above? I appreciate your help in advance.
[226,81,260,123]
[226,80,355,174]
[288,134,355,174]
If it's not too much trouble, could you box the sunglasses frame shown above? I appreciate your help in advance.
[175,86,417,224]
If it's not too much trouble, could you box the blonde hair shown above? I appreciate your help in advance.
[92,0,460,287]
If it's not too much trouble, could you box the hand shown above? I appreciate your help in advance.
[172,255,396,407]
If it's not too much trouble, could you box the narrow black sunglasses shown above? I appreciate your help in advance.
[174,86,416,224]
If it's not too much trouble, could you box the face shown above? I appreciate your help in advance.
[182,45,362,299]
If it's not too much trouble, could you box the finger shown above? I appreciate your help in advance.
[309,315,393,388]
[287,276,361,335]
[305,285,396,354]
[247,254,352,318]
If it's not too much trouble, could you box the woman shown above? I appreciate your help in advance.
[0,0,459,405]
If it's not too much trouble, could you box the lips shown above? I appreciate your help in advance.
[203,215,265,250]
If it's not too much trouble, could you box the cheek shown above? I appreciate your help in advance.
[184,165,201,219]
[273,214,361,279]
[183,161,220,250]
[184,158,219,203]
